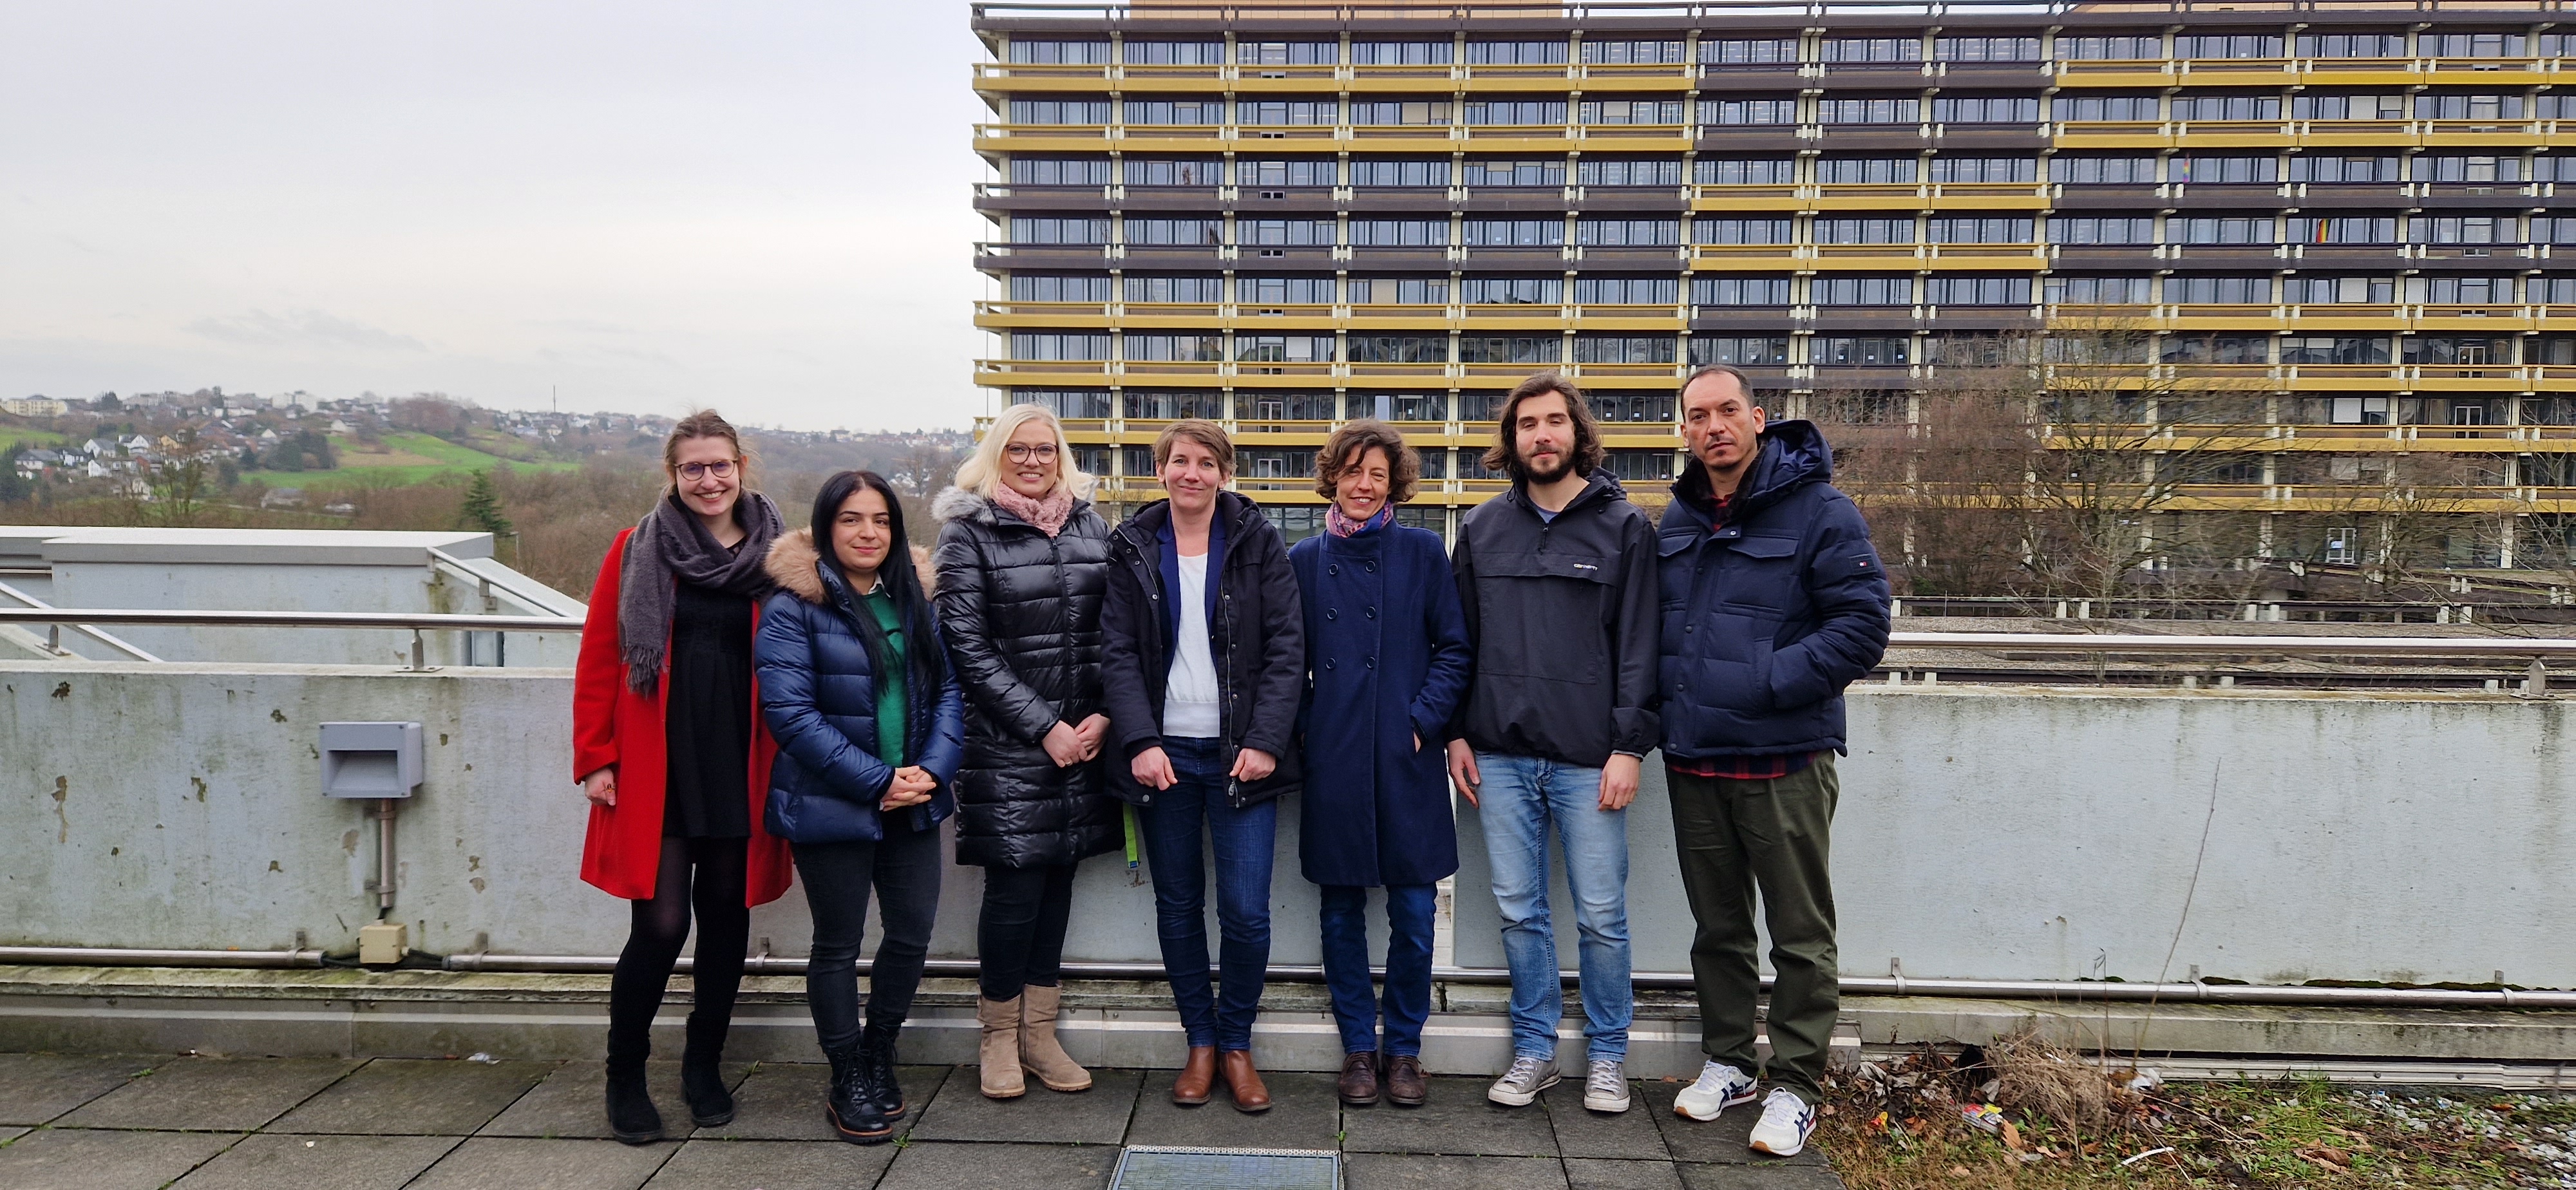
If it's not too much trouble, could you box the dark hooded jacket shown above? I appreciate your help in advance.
[1448,468,1662,766]
[929,485,1121,869]
[1656,419,1891,759]
[1100,491,1306,809]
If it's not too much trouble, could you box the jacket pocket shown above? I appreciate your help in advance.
[1718,534,1802,617]
[1472,550,1615,681]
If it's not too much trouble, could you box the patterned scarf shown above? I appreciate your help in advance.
[1325,501,1394,538]
[617,490,784,694]
[991,485,1074,538]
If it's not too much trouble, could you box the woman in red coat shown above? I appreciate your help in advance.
[573,409,795,1144]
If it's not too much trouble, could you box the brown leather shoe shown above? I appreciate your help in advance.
[1220,1049,1272,1113]
[1337,1051,1381,1106]
[1384,1054,1427,1107]
[1171,1046,1217,1106]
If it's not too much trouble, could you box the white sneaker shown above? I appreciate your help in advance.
[1581,1059,1631,1113]
[1747,1088,1819,1157]
[1672,1060,1759,1121]
[1485,1054,1559,1107]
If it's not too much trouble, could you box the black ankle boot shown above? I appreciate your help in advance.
[824,1043,892,1144]
[860,1020,905,1120]
[603,1043,663,1145]
[680,1012,735,1127]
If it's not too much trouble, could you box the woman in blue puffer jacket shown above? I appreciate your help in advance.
[754,469,963,1146]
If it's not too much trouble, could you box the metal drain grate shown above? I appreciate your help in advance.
[1109,1145,1341,1190]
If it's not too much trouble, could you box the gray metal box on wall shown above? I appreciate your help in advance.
[319,721,424,798]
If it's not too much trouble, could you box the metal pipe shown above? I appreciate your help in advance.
[0,608,575,632]
[375,799,399,913]
[0,946,323,968]
[0,582,165,662]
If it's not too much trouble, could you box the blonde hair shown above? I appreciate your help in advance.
[664,408,755,489]
[957,402,1095,501]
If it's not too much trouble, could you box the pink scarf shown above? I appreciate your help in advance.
[1325,502,1394,538]
[992,486,1074,537]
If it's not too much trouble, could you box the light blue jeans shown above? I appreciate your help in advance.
[1473,751,1632,1062]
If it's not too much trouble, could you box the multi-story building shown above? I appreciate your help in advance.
[972,1,2574,566]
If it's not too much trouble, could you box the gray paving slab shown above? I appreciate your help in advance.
[1124,1068,1341,1149]
[1343,1153,1569,1190]
[1,1126,29,1144]
[0,1127,241,1190]
[0,1054,153,1125]
[480,1061,753,1139]
[1677,1164,1846,1190]
[406,1136,680,1190]
[1566,1157,1689,1190]
[169,1133,460,1190]
[265,1057,554,1135]
[641,1137,898,1190]
[1546,1079,1671,1159]
[692,1062,947,1142]
[876,1140,1117,1190]
[1639,1082,1828,1168]
[1340,1074,1558,1157]
[909,1064,1141,1145]
[57,1056,362,1132]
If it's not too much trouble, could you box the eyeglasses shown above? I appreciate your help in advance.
[677,460,737,481]
[1004,443,1060,463]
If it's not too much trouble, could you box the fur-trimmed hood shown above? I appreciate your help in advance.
[932,484,1094,527]
[762,528,936,606]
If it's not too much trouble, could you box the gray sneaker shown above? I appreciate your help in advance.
[1582,1059,1633,1113]
[1485,1054,1560,1107]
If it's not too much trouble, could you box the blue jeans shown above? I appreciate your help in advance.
[1319,883,1436,1057]
[1474,751,1633,1062]
[1137,736,1276,1051]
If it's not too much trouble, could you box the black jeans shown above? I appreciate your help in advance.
[794,826,943,1051]
[607,836,749,1058]
[978,863,1077,1001]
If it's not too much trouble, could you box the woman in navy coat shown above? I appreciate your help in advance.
[1288,419,1473,1109]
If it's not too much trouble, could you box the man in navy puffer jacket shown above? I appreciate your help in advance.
[1656,365,1888,1159]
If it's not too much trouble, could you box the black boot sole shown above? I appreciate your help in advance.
[611,1127,664,1146]
[687,1105,735,1128]
[827,1106,894,1145]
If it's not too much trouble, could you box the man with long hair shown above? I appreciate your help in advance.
[1445,373,1659,1115]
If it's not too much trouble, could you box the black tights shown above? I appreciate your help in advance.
[978,863,1077,1001]
[606,836,749,1059]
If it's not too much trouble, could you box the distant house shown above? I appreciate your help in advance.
[86,460,113,479]
[86,437,119,457]
[321,501,357,516]
[258,428,281,446]
[326,419,352,436]
[261,487,306,509]
[124,434,151,452]
[1,396,68,418]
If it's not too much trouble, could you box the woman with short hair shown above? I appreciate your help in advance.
[930,403,1120,1100]
[572,410,794,1144]
[1101,419,1305,1113]
[1290,419,1472,1108]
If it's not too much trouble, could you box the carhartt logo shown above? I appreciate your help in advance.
[1571,563,1598,571]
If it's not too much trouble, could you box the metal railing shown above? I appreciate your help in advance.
[0,608,580,670]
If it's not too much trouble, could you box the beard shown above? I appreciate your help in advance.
[1513,444,1575,484]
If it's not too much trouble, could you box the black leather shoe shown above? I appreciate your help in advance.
[860,1021,907,1120]
[824,1044,893,1144]
[1338,1051,1381,1106]
[680,1012,735,1128]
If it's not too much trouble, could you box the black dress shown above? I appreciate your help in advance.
[663,578,754,839]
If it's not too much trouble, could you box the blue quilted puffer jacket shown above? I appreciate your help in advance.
[753,529,964,844]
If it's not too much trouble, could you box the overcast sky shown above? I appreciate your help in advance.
[0,2,991,432]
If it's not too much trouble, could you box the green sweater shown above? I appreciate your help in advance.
[861,583,907,771]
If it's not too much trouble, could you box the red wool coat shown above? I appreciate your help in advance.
[573,529,795,905]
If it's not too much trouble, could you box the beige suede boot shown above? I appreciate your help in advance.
[1017,985,1092,1092]
[976,995,1025,1099]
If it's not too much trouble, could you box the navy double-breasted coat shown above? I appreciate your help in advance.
[1288,521,1473,887]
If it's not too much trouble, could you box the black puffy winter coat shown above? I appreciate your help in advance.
[929,486,1122,869]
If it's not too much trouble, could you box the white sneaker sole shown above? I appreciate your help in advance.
[1486,1072,1559,1107]
[1583,1088,1633,1113]
[1672,1089,1759,1122]
[1749,1131,1809,1157]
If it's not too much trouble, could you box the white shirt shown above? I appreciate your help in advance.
[1162,551,1222,739]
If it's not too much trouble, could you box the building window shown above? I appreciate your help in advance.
[1388,394,1449,421]
[1122,218,1224,246]
[1123,334,1222,362]
[2287,155,2398,183]
[2054,95,2159,120]
[1814,276,1917,305]
[1237,159,1334,187]
[1123,158,1220,186]
[1814,336,1912,364]
[1701,98,1799,125]
[1124,41,1224,66]
[1926,216,2032,243]
[1575,276,1680,304]
[2416,93,2524,119]
[2283,276,2394,304]
[1237,41,1336,66]
[1461,336,1564,363]
[1584,40,1687,64]
[1345,278,1448,304]
[1124,276,1223,303]
[1347,219,1450,247]
[1580,99,1687,124]
[1124,390,1222,420]
[1817,98,1921,124]
[2173,216,2277,245]
[1010,216,1108,244]
[1466,41,1569,65]
[1460,277,1564,305]
[1463,159,1566,187]
[1694,218,1794,245]
[2297,33,2406,58]
[1236,276,1337,304]
[1010,389,1113,419]
[1692,337,1792,366]
[2046,216,2155,245]
[1815,158,1917,184]
[1348,336,1451,363]
[1700,38,1799,64]
[1009,158,1111,185]
[1463,100,1568,125]
[1124,99,1224,125]
[1008,99,1110,124]
[2404,336,2515,365]
[1241,393,1337,420]
[2414,217,2505,245]
[1238,449,1318,480]
[1240,219,1337,246]
[2420,33,2525,57]
[2049,156,2156,184]
[1349,159,1450,187]
[1350,100,1453,126]
[1007,41,1108,65]
[1010,275,1110,302]
[2172,95,2281,121]
[1695,158,1796,184]
[2168,276,2275,303]
[2057,35,2162,60]
[1929,157,2038,183]
[1924,335,2031,366]
[2532,278,2576,303]
[1933,96,2040,123]
[1925,276,2032,305]
[1012,332,1109,360]
[1352,41,1454,66]
[1234,100,1335,126]
[1936,36,2041,61]
[1462,220,1565,247]
[1579,158,1685,186]
[1821,37,1923,62]
[2161,335,2267,364]
[1575,219,1680,247]
[2416,156,2522,184]
[1814,216,1916,245]
[1264,505,1325,542]
[1571,335,1677,363]
[2293,94,2408,120]
[1591,393,1679,422]
[1690,276,1792,305]
[2281,335,2392,364]
[2174,34,2284,59]
[1236,335,1336,364]
[1602,450,1676,481]
[2045,276,2154,303]
[2543,218,2576,245]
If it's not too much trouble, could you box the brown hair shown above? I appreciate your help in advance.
[1479,372,1605,480]
[1680,363,1754,406]
[1314,418,1421,503]
[1152,418,1234,478]
[663,409,753,484]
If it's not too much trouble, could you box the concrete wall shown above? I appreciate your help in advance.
[5,659,2571,988]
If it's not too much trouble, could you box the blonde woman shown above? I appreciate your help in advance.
[930,403,1119,1099]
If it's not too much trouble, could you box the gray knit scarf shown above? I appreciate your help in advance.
[617,490,784,694]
